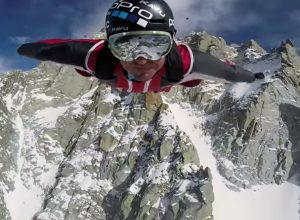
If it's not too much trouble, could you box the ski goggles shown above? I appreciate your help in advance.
[108,31,173,62]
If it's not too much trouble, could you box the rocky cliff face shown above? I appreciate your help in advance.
[170,34,300,190]
[204,40,300,188]
[0,32,299,220]
[0,62,213,219]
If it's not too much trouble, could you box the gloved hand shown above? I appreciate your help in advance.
[254,72,265,79]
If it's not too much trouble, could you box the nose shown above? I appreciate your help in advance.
[135,57,148,65]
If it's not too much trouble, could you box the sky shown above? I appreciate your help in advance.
[0,0,300,73]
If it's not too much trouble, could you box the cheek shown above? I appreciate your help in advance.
[120,62,132,72]
[120,61,135,69]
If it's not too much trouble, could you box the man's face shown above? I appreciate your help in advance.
[120,57,165,81]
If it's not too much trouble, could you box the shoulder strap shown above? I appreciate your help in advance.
[93,41,119,80]
[165,41,184,83]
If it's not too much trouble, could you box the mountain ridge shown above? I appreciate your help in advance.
[0,32,299,220]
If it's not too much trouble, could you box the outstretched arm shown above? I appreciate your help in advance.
[191,50,263,83]
[17,39,101,69]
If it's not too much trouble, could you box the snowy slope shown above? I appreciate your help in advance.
[165,101,300,220]
[163,44,300,219]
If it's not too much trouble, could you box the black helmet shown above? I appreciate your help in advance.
[105,0,176,37]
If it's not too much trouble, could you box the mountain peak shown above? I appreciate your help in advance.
[279,39,300,68]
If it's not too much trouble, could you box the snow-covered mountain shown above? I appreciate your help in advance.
[0,32,299,220]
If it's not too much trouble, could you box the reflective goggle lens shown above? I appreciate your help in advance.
[108,31,172,61]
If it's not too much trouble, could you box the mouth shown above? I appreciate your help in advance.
[134,66,154,71]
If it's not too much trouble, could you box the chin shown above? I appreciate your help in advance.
[133,71,156,81]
